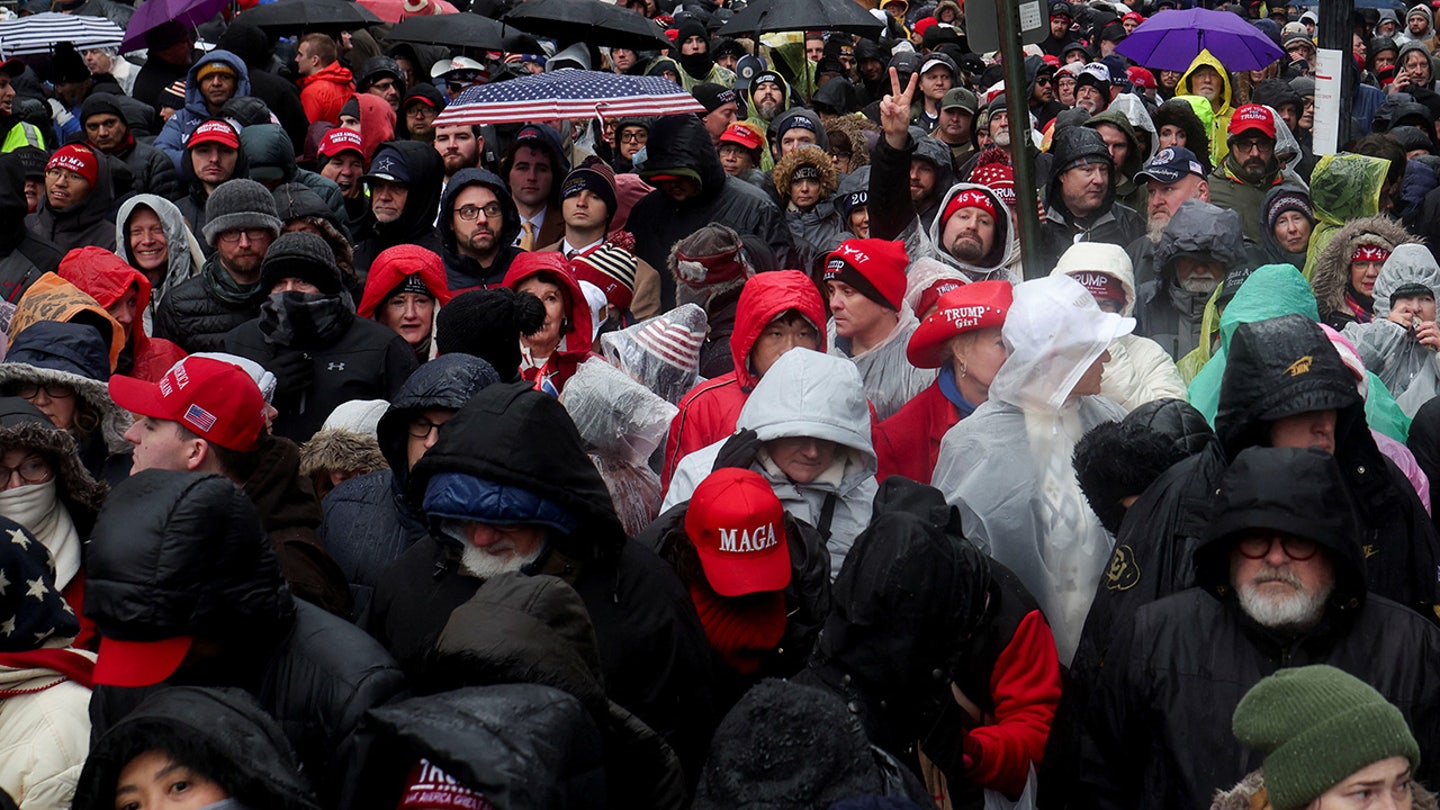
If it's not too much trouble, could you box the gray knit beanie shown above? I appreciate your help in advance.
[259,232,343,295]
[202,178,283,248]
[1233,665,1420,810]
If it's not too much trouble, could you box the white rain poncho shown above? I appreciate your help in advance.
[560,357,678,536]
[664,349,878,577]
[600,304,709,405]
[1343,244,1440,416]
[932,275,1133,665]
[827,306,938,421]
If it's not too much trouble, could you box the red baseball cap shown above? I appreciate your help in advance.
[318,127,365,160]
[187,118,240,150]
[1229,104,1277,140]
[684,468,791,597]
[1127,65,1157,90]
[109,356,266,452]
[719,122,764,151]
[906,280,1014,368]
[93,635,194,687]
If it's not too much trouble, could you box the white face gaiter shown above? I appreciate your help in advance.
[0,480,80,589]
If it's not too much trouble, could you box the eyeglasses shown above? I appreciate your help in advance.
[0,455,52,488]
[13,382,75,400]
[1231,139,1271,154]
[1236,533,1320,561]
[217,228,272,245]
[457,202,504,221]
[619,131,648,143]
[408,418,446,439]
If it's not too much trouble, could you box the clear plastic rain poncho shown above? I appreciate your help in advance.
[1302,153,1390,281]
[600,304,709,405]
[931,275,1133,665]
[1343,244,1440,416]
[559,357,678,537]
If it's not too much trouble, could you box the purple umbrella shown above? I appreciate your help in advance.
[121,0,231,53]
[1115,8,1285,72]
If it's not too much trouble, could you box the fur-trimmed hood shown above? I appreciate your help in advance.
[0,400,107,538]
[1310,215,1416,318]
[771,146,839,199]
[298,429,387,479]
[1210,769,1439,810]
[825,115,872,170]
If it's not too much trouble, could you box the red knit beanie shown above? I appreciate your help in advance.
[47,144,100,187]
[822,238,910,310]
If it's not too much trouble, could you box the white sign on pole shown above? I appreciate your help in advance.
[1313,48,1343,156]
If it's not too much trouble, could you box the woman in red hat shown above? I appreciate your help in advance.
[874,280,1013,485]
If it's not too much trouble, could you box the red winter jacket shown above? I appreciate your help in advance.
[504,252,595,396]
[874,381,958,485]
[662,270,827,490]
[300,61,356,126]
[56,247,186,382]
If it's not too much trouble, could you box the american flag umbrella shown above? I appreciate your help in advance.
[0,13,123,59]
[433,70,706,127]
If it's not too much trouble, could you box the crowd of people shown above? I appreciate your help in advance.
[0,0,1439,806]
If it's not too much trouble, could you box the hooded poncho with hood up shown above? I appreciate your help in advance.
[793,477,1061,802]
[1136,199,1246,361]
[84,471,405,805]
[1084,108,1147,212]
[56,247,186,382]
[25,145,116,255]
[319,354,501,624]
[353,140,445,275]
[72,686,321,810]
[1175,49,1235,169]
[1071,441,1440,810]
[113,195,205,333]
[664,349,880,577]
[1039,126,1144,272]
[1311,214,1417,331]
[502,252,595,397]
[1302,152,1392,286]
[368,382,719,777]
[662,270,828,490]
[867,129,972,267]
[1343,244,1440,415]
[1051,244,1187,410]
[438,167,523,292]
[153,50,252,169]
[932,275,1132,665]
[357,244,454,360]
[628,114,792,309]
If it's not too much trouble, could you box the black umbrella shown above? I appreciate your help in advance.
[502,0,670,51]
[717,0,884,37]
[386,11,509,52]
[237,0,382,34]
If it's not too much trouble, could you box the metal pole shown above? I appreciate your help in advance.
[1318,0,1354,148]
[995,0,1044,279]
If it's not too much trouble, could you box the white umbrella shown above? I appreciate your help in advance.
[0,12,123,58]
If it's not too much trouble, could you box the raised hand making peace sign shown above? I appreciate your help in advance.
[880,66,919,151]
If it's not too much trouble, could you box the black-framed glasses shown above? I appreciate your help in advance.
[457,203,504,221]
[0,455,52,487]
[619,131,648,143]
[408,419,446,439]
[1236,533,1320,561]
[13,382,75,400]
[217,228,272,245]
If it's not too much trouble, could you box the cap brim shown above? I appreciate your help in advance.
[695,541,792,597]
[1136,168,1184,184]
[94,635,193,687]
[108,374,170,421]
[362,173,401,184]
[1099,312,1137,344]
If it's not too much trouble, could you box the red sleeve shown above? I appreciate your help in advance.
[963,609,1063,796]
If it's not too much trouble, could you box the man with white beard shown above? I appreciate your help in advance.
[1134,199,1245,360]
[1126,146,1212,287]
[1070,441,1440,810]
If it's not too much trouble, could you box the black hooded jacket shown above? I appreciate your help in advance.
[0,152,61,304]
[869,131,956,244]
[320,353,503,623]
[367,382,719,778]
[437,167,522,291]
[72,686,322,810]
[1070,445,1440,810]
[1038,126,1143,271]
[353,140,446,275]
[795,477,1061,801]
[84,470,406,805]
[626,114,792,309]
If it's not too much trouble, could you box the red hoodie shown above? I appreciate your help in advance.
[661,270,827,491]
[300,60,356,126]
[503,252,595,397]
[358,244,455,317]
[56,247,186,382]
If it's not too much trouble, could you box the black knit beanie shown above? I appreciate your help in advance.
[259,232,343,295]
[435,288,547,382]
